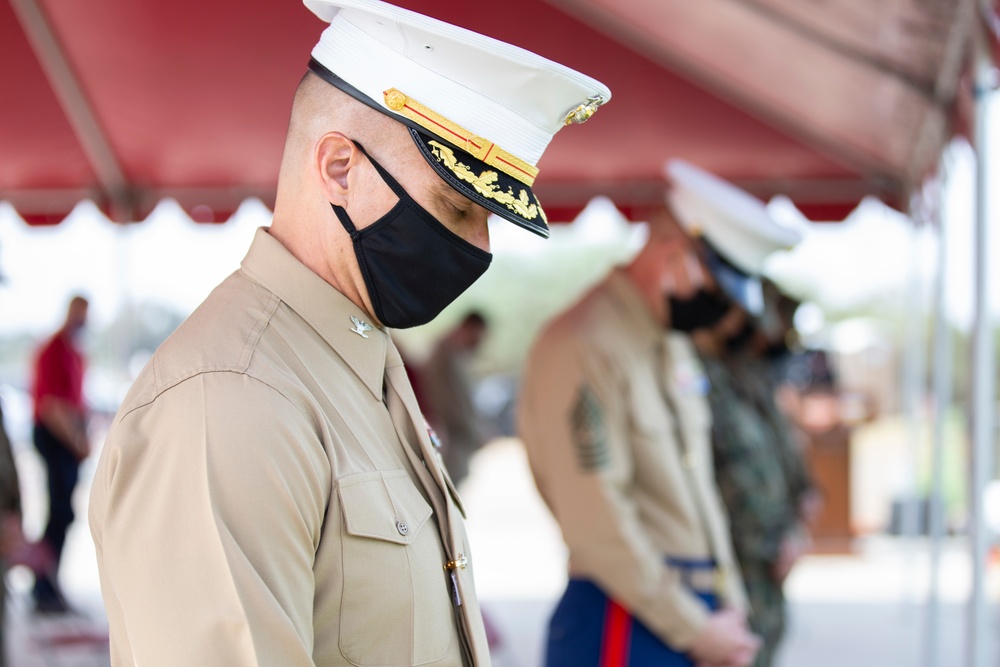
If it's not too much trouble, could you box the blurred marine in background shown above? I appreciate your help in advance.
[0,387,19,666]
[668,160,813,667]
[423,311,489,488]
[518,204,759,667]
[1,259,57,661]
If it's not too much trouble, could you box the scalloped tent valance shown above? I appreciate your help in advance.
[0,0,989,225]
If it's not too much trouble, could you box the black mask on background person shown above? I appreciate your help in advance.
[667,290,731,332]
[331,142,492,329]
[765,340,791,362]
[725,319,758,353]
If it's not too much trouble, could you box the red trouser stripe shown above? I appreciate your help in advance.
[599,599,633,667]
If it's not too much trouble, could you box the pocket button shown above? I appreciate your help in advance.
[396,520,410,536]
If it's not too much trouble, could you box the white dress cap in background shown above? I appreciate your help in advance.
[665,158,802,275]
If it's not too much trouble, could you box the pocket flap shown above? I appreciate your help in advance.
[337,470,433,545]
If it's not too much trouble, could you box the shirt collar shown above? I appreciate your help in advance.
[239,227,388,399]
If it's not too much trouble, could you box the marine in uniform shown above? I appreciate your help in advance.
[697,335,809,667]
[0,401,20,667]
[1,255,23,662]
[423,312,489,488]
[517,207,760,667]
[668,160,811,667]
[88,1,609,665]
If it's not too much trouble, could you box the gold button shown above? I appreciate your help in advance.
[444,553,468,571]
[384,89,407,111]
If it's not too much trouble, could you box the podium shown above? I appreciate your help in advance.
[788,389,856,553]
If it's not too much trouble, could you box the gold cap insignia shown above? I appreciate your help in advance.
[384,88,539,186]
[564,95,607,126]
[384,89,407,111]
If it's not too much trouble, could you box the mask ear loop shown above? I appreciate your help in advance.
[351,141,410,201]
[328,140,406,322]
[329,140,409,239]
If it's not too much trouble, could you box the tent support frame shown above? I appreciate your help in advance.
[9,0,133,221]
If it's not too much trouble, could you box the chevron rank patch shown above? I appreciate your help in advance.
[571,386,610,472]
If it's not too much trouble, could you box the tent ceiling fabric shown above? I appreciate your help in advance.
[3,0,317,223]
[0,0,976,224]
[551,0,971,199]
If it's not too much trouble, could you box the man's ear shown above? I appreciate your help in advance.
[315,132,359,207]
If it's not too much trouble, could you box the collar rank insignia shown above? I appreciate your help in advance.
[350,315,373,339]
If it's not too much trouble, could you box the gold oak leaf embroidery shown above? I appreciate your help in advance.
[429,140,539,220]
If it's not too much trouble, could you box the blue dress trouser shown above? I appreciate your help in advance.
[545,577,719,667]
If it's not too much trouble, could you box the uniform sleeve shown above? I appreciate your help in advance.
[518,333,710,650]
[89,372,330,667]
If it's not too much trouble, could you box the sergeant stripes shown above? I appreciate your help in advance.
[571,385,611,472]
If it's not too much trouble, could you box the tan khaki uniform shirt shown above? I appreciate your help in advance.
[517,269,747,650]
[90,228,490,667]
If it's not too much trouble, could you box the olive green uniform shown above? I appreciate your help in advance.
[701,352,810,667]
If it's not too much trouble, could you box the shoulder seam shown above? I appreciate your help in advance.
[116,366,302,425]
[126,292,283,422]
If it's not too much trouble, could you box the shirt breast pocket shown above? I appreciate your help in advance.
[336,469,453,665]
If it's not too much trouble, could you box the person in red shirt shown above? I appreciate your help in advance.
[30,294,90,613]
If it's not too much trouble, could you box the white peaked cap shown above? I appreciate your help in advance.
[665,159,802,275]
[304,0,612,237]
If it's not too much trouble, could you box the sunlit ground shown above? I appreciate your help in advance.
[4,427,998,667]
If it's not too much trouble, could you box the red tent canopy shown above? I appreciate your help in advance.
[0,0,974,224]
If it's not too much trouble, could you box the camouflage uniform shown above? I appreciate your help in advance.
[0,403,21,667]
[737,355,811,510]
[699,351,810,667]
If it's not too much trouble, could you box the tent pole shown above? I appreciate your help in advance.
[923,160,951,667]
[8,0,133,221]
[966,20,995,667]
[901,199,926,590]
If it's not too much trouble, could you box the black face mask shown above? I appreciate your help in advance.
[331,142,492,329]
[725,319,758,353]
[765,340,791,361]
[668,290,730,332]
